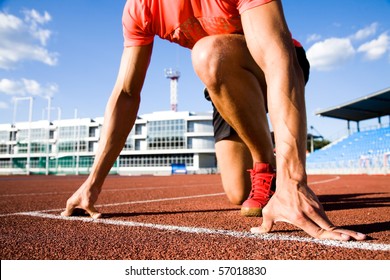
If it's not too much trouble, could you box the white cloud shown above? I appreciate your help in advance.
[351,22,378,41]
[24,9,51,25]
[306,22,390,71]
[23,9,52,45]
[306,33,322,43]
[357,32,390,61]
[306,38,355,71]
[0,78,58,97]
[0,9,58,69]
[0,12,22,30]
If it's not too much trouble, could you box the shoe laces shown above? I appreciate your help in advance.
[248,169,275,200]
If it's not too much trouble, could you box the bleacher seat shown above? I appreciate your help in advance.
[307,126,390,172]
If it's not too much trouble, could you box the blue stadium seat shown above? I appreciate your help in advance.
[307,126,390,172]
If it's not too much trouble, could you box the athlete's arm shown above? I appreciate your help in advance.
[241,1,366,241]
[61,44,153,218]
[91,44,153,182]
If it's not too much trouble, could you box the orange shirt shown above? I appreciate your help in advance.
[122,0,274,49]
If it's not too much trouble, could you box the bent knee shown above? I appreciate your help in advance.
[224,186,250,205]
[192,35,246,89]
[226,192,248,206]
[192,36,222,86]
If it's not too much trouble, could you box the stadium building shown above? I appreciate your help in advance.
[0,87,389,176]
[0,110,216,175]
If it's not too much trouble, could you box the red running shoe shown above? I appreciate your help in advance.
[241,162,276,217]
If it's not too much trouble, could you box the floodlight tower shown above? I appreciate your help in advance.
[164,68,180,112]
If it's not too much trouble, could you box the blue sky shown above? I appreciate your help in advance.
[0,0,389,140]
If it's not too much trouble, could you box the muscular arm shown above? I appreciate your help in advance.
[61,44,153,218]
[242,1,306,182]
[241,1,366,240]
[90,44,153,185]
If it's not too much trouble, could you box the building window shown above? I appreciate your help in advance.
[58,126,76,139]
[0,131,9,142]
[187,120,213,133]
[58,126,88,139]
[147,119,185,150]
[135,124,144,135]
[57,141,87,153]
[119,154,194,167]
[10,131,17,141]
[135,139,141,150]
[31,143,46,153]
[89,127,97,137]
[16,128,46,141]
[0,144,7,154]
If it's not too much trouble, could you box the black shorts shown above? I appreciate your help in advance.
[205,46,310,142]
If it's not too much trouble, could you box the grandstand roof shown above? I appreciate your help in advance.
[315,87,390,122]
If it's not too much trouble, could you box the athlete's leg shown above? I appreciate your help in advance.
[215,134,252,205]
[192,34,275,168]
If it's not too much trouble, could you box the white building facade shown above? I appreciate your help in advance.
[0,111,217,175]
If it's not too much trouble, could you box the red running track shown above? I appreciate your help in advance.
[0,174,389,260]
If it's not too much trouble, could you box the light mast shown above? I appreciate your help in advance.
[164,68,181,112]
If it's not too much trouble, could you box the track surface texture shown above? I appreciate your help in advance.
[0,174,389,260]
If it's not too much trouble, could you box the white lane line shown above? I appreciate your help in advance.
[0,183,217,198]
[14,211,390,252]
[0,192,227,216]
[0,191,70,197]
[309,176,340,185]
[95,192,226,208]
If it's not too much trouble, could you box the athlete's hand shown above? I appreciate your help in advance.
[251,181,367,241]
[61,183,102,219]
